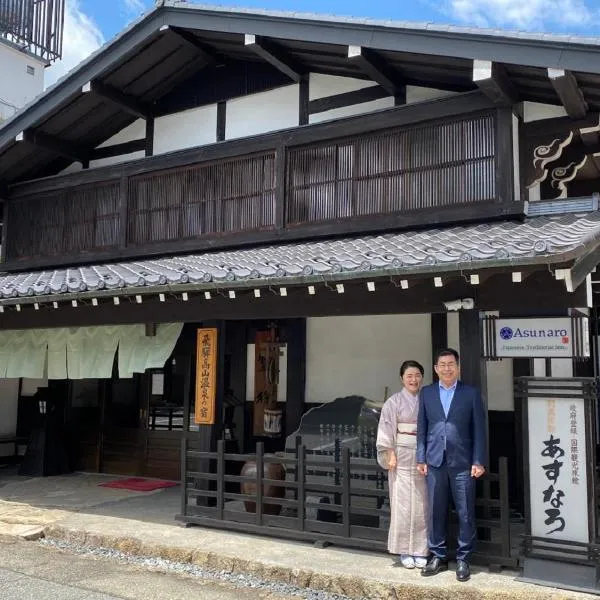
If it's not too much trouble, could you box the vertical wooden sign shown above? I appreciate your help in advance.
[253,329,280,436]
[195,328,217,425]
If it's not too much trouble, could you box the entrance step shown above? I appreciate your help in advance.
[0,523,44,540]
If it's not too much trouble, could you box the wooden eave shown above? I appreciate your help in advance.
[2,3,600,183]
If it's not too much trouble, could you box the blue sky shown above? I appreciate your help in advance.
[45,0,600,86]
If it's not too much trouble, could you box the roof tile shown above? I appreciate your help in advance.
[1,212,599,301]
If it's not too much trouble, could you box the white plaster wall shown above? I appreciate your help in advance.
[309,97,394,124]
[309,73,377,100]
[89,119,146,169]
[523,101,567,123]
[0,42,44,120]
[447,313,460,355]
[154,104,217,155]
[513,113,521,201]
[305,315,432,404]
[21,377,47,396]
[308,77,455,124]
[309,72,392,125]
[406,86,456,104]
[486,359,514,411]
[226,85,299,139]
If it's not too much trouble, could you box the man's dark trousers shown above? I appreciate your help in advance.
[416,381,486,563]
[426,461,476,561]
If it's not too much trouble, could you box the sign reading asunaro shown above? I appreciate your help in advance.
[494,317,588,358]
[527,396,589,543]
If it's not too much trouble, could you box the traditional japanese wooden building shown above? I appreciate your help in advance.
[1,0,600,587]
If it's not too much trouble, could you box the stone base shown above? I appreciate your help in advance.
[518,557,600,596]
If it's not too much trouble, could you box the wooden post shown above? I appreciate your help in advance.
[217,439,224,520]
[459,310,489,463]
[431,312,448,381]
[342,446,351,537]
[298,443,305,532]
[256,441,264,526]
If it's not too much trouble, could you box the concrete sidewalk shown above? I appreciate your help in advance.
[0,470,593,600]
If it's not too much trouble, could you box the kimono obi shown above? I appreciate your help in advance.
[396,422,417,447]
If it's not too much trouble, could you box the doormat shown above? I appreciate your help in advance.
[98,477,178,492]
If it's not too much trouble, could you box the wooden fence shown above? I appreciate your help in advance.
[177,439,516,569]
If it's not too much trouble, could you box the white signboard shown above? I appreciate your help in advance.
[528,396,589,543]
[495,317,587,358]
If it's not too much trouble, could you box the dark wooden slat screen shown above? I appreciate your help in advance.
[7,181,120,260]
[127,152,276,246]
[286,113,496,224]
[5,111,499,265]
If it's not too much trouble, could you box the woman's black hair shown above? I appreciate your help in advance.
[399,360,424,378]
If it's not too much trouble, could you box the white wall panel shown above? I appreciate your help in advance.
[226,85,299,139]
[523,101,567,122]
[406,86,456,104]
[486,359,514,411]
[305,315,432,404]
[90,118,146,169]
[309,97,394,124]
[308,73,376,100]
[154,104,217,154]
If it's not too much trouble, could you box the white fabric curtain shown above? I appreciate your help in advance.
[118,323,183,378]
[0,323,183,380]
[66,326,121,380]
[6,330,48,379]
[47,328,68,380]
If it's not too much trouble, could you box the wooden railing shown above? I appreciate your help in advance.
[4,95,518,269]
[177,439,516,569]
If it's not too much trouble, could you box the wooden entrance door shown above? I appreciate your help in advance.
[100,375,148,475]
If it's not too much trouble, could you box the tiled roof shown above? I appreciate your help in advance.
[169,2,600,48]
[0,212,599,301]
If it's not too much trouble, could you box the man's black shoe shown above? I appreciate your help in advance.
[456,560,470,582]
[420,557,448,577]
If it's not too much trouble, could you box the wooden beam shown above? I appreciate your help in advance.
[347,46,404,98]
[170,27,219,66]
[84,80,153,120]
[309,85,390,115]
[565,247,600,293]
[590,151,600,176]
[88,139,146,161]
[216,101,226,142]
[244,34,304,82]
[548,68,588,119]
[580,124,599,148]
[21,130,87,163]
[299,77,309,125]
[145,117,154,157]
[472,60,517,106]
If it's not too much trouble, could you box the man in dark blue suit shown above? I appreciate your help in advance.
[416,348,487,582]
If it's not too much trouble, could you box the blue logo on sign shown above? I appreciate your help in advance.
[500,327,513,340]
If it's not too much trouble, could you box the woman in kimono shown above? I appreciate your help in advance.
[376,360,428,569]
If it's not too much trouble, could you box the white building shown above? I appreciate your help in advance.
[0,39,45,122]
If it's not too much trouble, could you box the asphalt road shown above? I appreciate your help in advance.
[0,537,296,600]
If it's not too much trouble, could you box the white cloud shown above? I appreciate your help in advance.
[123,0,146,14]
[44,0,104,88]
[445,0,599,30]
